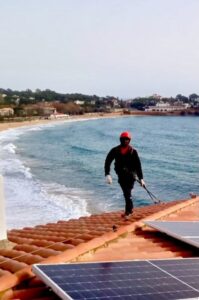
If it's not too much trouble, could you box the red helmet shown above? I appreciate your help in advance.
[120,131,131,139]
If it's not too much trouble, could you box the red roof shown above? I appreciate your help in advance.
[0,197,198,300]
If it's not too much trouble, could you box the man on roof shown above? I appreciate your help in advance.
[104,131,145,220]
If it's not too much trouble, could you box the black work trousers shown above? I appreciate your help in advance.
[118,174,135,215]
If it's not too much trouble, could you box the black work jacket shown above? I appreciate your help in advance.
[104,145,143,180]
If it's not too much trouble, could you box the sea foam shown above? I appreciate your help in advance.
[0,120,93,229]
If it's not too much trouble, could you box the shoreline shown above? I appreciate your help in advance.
[0,109,198,133]
[0,112,123,133]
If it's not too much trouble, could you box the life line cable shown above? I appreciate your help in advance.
[136,178,162,204]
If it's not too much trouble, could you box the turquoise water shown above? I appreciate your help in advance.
[0,115,198,228]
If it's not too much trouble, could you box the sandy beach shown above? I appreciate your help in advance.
[0,118,54,132]
[0,112,124,133]
[0,110,197,133]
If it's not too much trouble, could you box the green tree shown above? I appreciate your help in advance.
[175,94,189,102]
[189,93,198,101]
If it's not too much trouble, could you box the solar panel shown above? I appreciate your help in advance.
[32,258,199,300]
[145,221,199,248]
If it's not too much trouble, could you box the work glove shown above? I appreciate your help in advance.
[106,175,112,184]
[140,179,146,187]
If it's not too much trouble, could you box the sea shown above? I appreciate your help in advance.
[0,115,198,229]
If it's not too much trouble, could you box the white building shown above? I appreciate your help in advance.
[0,108,14,116]
[49,113,69,120]
[145,102,190,112]
[74,100,85,105]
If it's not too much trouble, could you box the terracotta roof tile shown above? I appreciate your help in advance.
[13,245,61,258]
[3,286,59,300]
[0,256,28,273]
[0,249,43,265]
[0,269,12,277]
[0,197,198,299]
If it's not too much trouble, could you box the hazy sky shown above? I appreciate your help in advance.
[1,0,199,98]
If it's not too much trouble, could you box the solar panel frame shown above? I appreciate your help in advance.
[145,221,199,249]
[149,258,199,294]
[32,265,73,300]
[33,258,199,300]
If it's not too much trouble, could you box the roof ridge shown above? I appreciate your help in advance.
[135,196,199,229]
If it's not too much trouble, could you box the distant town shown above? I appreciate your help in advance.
[0,88,199,121]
